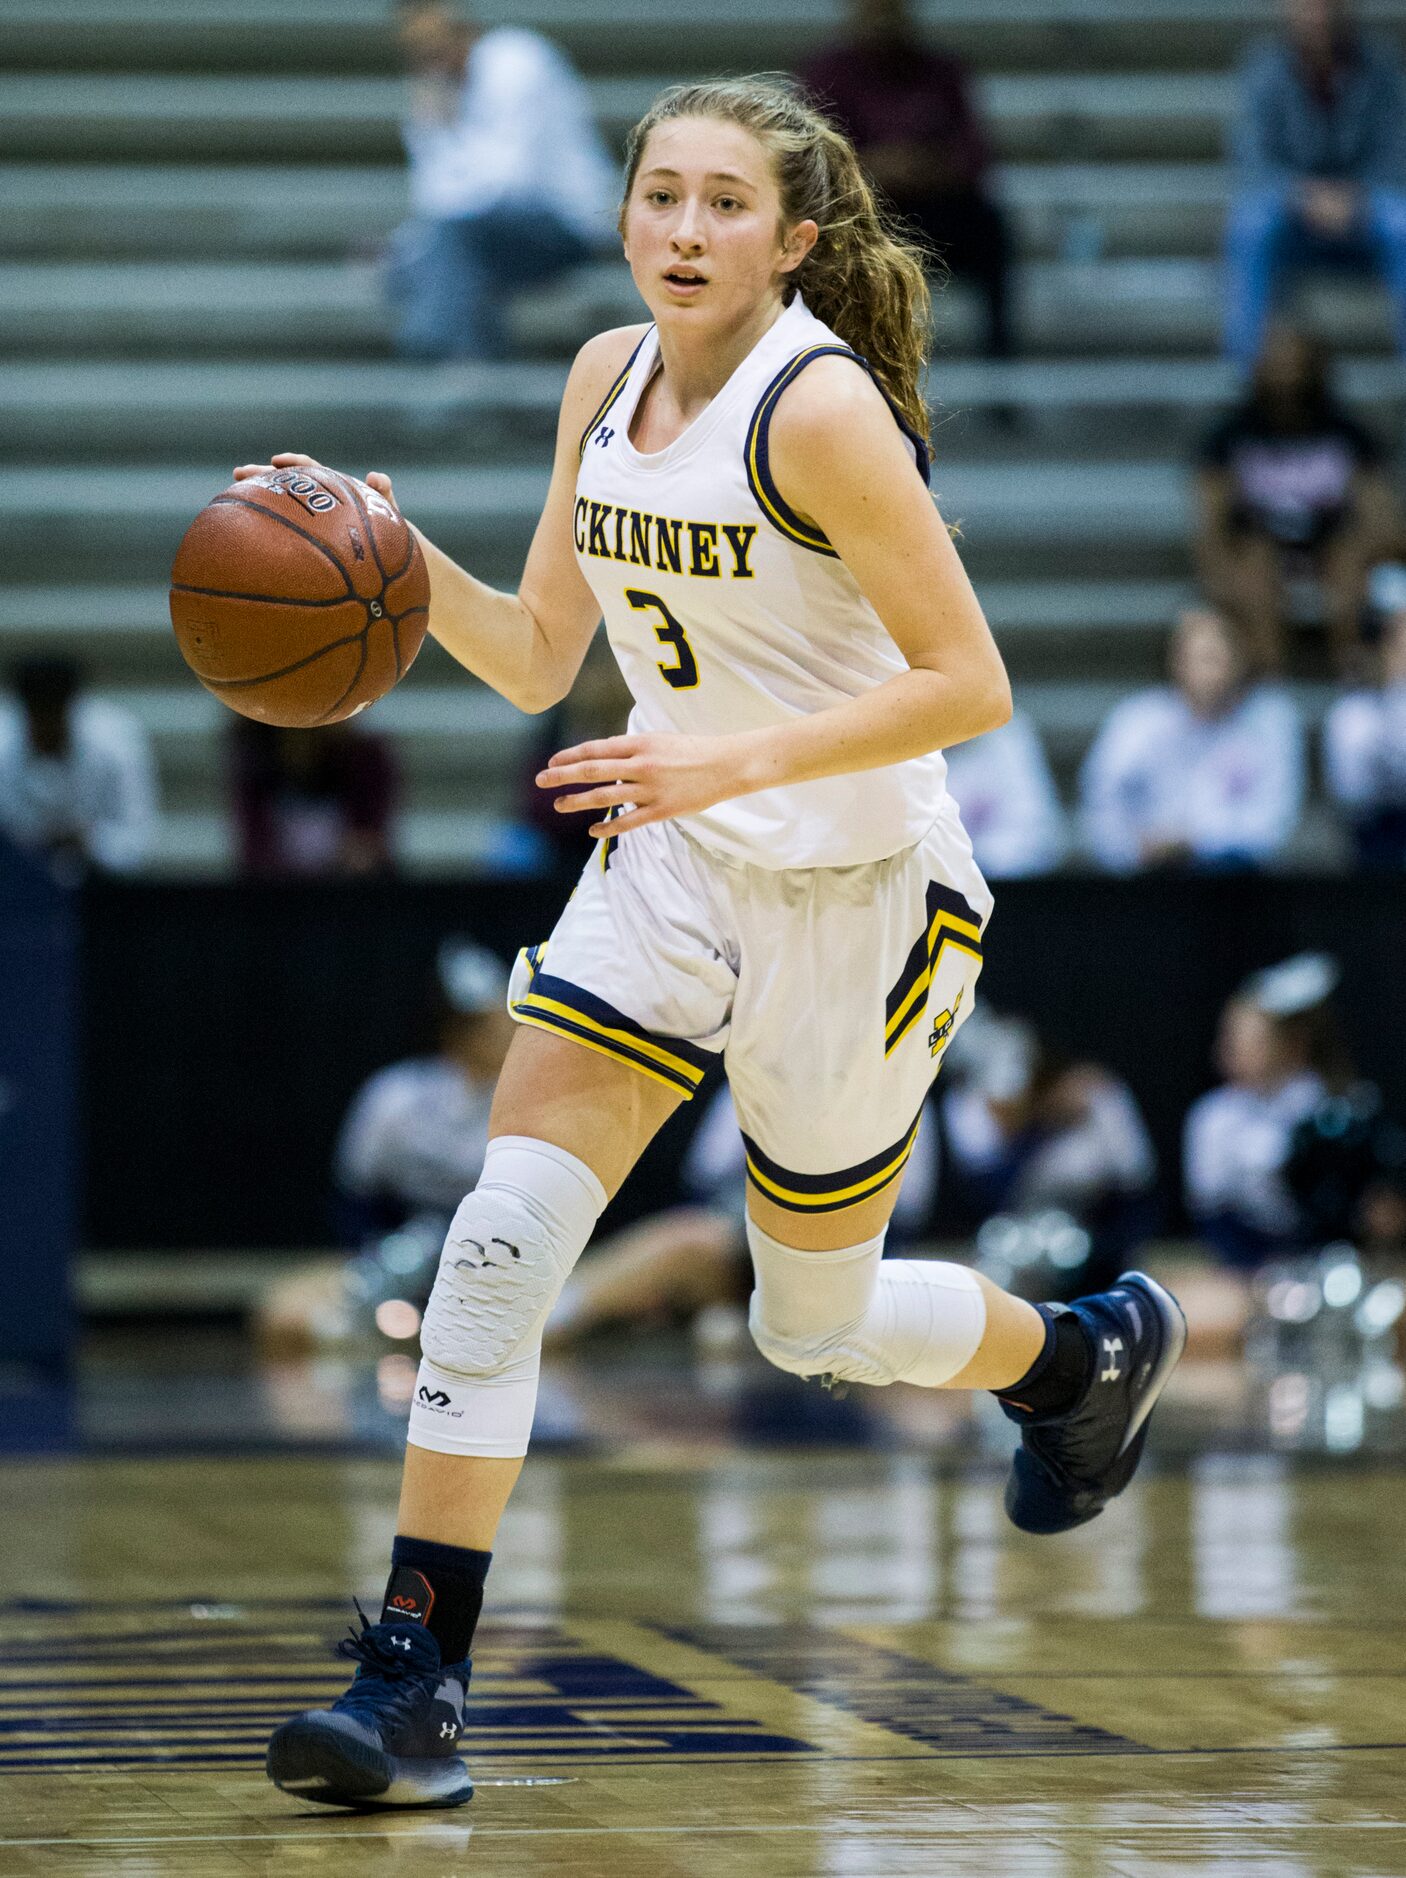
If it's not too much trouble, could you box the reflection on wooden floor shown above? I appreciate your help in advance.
[1,1451,1405,1874]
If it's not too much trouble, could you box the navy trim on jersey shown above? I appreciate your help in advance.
[883,882,984,1057]
[578,330,653,460]
[741,1104,927,1212]
[744,344,932,557]
[598,803,623,872]
[510,965,714,1098]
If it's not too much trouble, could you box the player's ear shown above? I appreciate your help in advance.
[778,219,818,276]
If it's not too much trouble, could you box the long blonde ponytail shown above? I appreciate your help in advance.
[620,75,934,442]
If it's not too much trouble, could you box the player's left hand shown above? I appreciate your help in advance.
[538,732,751,838]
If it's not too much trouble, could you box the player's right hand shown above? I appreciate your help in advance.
[232,454,399,513]
[232,452,324,481]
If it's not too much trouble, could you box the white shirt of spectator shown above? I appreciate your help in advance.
[335,1057,496,1216]
[942,710,1068,878]
[0,695,157,873]
[1183,1071,1325,1239]
[1323,680,1406,812]
[1078,682,1304,872]
[940,1076,1155,1216]
[403,27,618,243]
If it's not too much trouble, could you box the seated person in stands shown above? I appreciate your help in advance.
[388,1,617,359]
[228,717,399,878]
[1184,953,1345,1271]
[0,655,157,880]
[937,1008,1158,1296]
[334,940,515,1245]
[1195,323,1400,672]
[1078,606,1305,873]
[799,0,1014,358]
[942,708,1067,878]
[1323,564,1406,865]
[1225,0,1406,371]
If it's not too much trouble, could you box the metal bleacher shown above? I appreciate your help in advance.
[5,0,1406,873]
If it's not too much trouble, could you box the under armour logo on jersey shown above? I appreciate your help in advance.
[439,1721,458,1739]
[593,423,614,448]
[1100,1336,1124,1382]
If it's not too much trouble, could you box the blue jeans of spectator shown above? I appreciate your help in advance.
[1224,185,1406,367]
[388,198,592,360]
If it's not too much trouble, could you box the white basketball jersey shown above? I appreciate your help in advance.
[573,294,950,870]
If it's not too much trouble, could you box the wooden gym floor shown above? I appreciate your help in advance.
[2,1401,1406,1878]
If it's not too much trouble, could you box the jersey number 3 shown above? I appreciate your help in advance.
[626,588,699,690]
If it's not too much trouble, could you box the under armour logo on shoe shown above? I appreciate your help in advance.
[439,1720,458,1739]
[1100,1336,1124,1382]
[594,424,614,447]
[391,1636,413,1652]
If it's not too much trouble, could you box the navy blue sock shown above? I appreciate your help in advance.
[382,1534,492,1667]
[994,1305,1093,1417]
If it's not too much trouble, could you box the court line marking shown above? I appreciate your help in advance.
[4,1822,1406,1848]
[8,1742,1406,1778]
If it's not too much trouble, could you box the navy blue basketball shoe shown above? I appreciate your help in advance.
[267,1610,473,1809]
[1002,1271,1187,1535]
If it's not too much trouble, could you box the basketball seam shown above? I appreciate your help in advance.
[206,495,355,595]
[335,471,398,586]
[319,629,370,722]
[171,584,360,609]
[332,471,415,689]
[197,627,371,691]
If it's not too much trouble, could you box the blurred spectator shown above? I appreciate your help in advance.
[229,718,399,878]
[1284,1077,1406,1253]
[0,656,157,880]
[939,1008,1157,1293]
[1323,566,1406,864]
[388,1,617,360]
[1195,323,1399,671]
[943,710,1068,878]
[1225,0,1406,368]
[1185,953,1351,1268]
[334,940,514,1245]
[1079,606,1305,872]
[799,0,1014,357]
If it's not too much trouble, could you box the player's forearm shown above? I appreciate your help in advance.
[734,665,1011,794]
[417,532,564,714]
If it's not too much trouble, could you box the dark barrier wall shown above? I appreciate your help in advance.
[1,838,78,1362]
[80,874,1406,1250]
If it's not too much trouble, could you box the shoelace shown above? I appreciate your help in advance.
[331,1602,440,1728]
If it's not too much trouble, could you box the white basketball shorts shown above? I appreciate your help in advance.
[506,798,993,1217]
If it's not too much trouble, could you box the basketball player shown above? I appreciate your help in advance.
[246,78,1185,1810]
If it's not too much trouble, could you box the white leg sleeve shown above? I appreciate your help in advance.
[746,1217,987,1390]
[409,1134,607,1458]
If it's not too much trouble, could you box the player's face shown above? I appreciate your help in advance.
[624,117,817,333]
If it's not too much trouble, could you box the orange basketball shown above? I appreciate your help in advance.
[169,466,431,727]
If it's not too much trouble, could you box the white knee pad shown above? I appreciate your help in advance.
[410,1135,606,1458]
[746,1218,986,1390]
